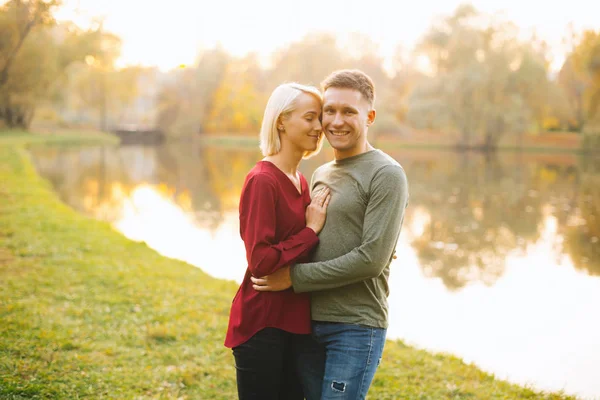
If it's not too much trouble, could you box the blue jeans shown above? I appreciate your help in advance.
[297,322,387,400]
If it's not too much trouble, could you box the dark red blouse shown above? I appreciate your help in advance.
[224,161,319,348]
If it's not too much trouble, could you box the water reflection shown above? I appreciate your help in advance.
[389,211,600,397]
[406,153,547,290]
[114,185,246,281]
[29,142,600,398]
[563,157,600,277]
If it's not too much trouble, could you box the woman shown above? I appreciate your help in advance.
[224,83,331,399]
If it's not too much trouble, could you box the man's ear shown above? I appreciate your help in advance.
[366,109,376,126]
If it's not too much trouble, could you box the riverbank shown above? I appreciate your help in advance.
[0,131,576,398]
[1,129,120,146]
[196,131,586,153]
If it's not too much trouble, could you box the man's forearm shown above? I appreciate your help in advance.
[291,223,402,292]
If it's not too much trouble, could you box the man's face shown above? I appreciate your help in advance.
[322,87,375,159]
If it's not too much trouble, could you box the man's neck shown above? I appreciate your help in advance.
[334,142,374,161]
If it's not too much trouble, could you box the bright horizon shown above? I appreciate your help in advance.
[54,0,597,73]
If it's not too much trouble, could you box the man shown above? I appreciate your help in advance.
[251,69,409,399]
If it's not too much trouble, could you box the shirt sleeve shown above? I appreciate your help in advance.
[290,165,409,292]
[240,173,319,278]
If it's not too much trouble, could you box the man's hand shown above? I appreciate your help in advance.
[251,266,292,291]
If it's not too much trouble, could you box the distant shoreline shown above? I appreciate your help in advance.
[195,131,587,153]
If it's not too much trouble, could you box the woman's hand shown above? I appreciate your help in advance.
[306,187,331,235]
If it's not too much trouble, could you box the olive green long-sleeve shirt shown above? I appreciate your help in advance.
[290,149,409,328]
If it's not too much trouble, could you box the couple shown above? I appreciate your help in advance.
[224,69,409,399]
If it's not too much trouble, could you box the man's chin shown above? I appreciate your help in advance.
[326,138,349,150]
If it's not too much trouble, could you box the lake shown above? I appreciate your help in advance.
[29,141,600,399]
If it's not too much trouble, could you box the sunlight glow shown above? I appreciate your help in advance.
[407,206,431,239]
[54,0,598,72]
[112,184,247,282]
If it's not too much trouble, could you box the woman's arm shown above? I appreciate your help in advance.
[240,174,319,278]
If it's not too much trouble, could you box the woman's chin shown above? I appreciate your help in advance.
[303,143,318,152]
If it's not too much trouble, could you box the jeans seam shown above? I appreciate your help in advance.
[357,327,375,398]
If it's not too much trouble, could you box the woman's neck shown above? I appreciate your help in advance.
[264,147,303,176]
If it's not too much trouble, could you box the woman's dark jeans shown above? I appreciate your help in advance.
[232,327,315,400]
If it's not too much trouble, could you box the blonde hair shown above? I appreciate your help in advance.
[259,83,324,159]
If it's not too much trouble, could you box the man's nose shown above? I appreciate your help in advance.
[331,113,344,127]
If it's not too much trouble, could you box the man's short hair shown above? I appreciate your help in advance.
[321,69,375,108]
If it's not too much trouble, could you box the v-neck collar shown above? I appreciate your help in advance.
[259,160,303,196]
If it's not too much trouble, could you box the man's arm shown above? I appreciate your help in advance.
[290,164,409,292]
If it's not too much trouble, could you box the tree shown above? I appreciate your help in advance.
[558,56,587,131]
[155,46,231,137]
[0,1,108,129]
[568,30,600,150]
[387,46,427,127]
[407,4,562,149]
[203,53,266,134]
[0,0,60,127]
[58,31,144,131]
[269,33,347,88]
[571,31,600,122]
[0,0,59,87]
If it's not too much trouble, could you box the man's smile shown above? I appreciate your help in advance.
[328,130,350,137]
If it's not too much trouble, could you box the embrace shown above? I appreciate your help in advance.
[224,69,409,400]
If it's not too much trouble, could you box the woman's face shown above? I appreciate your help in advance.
[280,93,323,153]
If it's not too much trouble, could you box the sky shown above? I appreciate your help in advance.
[54,0,597,72]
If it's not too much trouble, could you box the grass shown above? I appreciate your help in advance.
[0,129,120,147]
[0,130,579,399]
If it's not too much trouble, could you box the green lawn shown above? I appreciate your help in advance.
[0,131,577,399]
[0,129,120,147]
